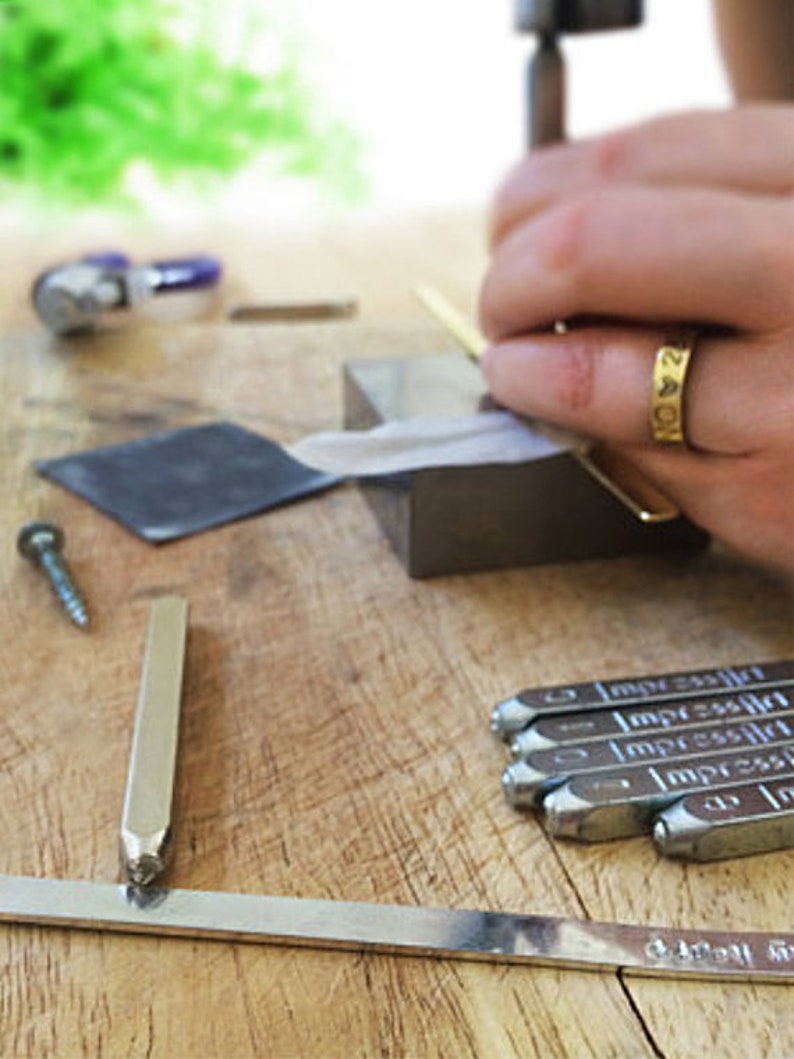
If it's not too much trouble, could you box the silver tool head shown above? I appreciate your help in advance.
[32,262,124,335]
[491,697,537,740]
[510,727,557,756]
[502,758,564,807]
[31,261,159,335]
[542,781,605,839]
[542,774,641,842]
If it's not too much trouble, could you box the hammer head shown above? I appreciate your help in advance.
[515,0,643,35]
[31,262,123,335]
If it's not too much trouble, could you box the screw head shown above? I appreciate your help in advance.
[17,520,65,561]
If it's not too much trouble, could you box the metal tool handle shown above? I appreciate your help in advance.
[83,251,222,292]
[149,255,222,293]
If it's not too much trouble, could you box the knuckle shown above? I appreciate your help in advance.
[767,214,794,275]
[589,128,636,182]
[534,193,599,274]
[548,333,603,413]
[477,268,504,339]
[756,211,794,318]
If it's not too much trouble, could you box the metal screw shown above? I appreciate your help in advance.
[17,520,90,630]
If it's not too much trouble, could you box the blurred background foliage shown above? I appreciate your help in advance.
[0,0,364,208]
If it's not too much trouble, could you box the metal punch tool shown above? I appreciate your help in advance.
[541,742,794,843]
[494,663,794,859]
[120,596,189,887]
[511,686,794,757]
[506,714,794,808]
[654,777,794,862]
[516,0,644,148]
[491,659,794,741]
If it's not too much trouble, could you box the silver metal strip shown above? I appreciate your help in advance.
[1,873,792,981]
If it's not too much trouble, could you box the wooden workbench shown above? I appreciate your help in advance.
[1,210,792,1059]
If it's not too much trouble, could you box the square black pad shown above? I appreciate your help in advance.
[36,421,339,543]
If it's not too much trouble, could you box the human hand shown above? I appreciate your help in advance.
[479,106,794,578]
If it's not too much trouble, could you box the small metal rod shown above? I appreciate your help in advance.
[527,34,565,148]
[120,597,189,887]
[227,298,358,323]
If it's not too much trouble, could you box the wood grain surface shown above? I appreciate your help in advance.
[1,211,793,1058]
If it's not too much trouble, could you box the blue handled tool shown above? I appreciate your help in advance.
[32,251,222,334]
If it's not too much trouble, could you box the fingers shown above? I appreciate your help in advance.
[481,326,793,455]
[482,107,794,578]
[480,186,794,339]
[483,328,654,445]
[490,107,794,248]
[614,445,794,576]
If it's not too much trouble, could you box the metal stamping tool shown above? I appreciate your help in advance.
[511,687,794,756]
[491,659,794,741]
[1,873,793,982]
[120,597,189,886]
[227,298,358,322]
[541,743,794,842]
[504,716,794,807]
[33,252,222,335]
[17,519,90,630]
[653,777,794,862]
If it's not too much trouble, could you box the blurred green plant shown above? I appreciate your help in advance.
[0,0,365,207]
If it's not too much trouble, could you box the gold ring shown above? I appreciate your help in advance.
[650,329,698,445]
